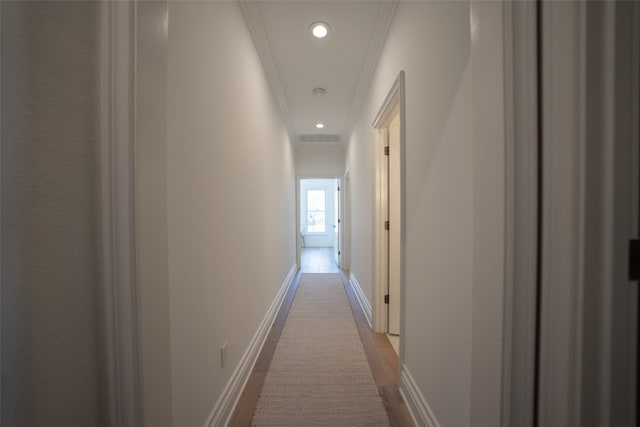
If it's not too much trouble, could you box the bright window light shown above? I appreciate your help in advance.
[316,123,324,129]
[307,189,326,233]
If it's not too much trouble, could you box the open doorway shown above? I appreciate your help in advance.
[298,178,341,273]
[372,72,405,358]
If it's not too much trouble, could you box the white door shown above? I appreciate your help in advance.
[388,113,401,335]
[334,179,340,267]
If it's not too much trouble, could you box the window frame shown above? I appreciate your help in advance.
[305,188,327,234]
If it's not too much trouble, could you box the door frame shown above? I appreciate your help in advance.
[296,176,343,270]
[500,2,539,426]
[535,1,640,425]
[342,167,351,272]
[372,71,405,356]
[100,1,144,426]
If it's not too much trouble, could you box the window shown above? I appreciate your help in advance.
[306,189,326,233]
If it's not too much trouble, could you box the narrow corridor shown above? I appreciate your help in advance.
[229,268,414,426]
[300,247,341,274]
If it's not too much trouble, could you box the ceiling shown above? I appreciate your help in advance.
[240,1,397,147]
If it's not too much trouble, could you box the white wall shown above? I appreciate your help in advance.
[136,1,173,425]
[300,179,337,247]
[346,1,505,425]
[295,146,345,177]
[1,2,106,425]
[163,2,296,426]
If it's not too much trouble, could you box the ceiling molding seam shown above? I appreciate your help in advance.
[238,1,297,144]
[343,0,399,144]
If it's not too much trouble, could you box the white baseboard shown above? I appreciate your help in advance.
[204,264,298,427]
[349,273,372,329]
[399,365,440,427]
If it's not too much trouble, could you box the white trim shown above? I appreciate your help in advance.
[296,178,301,266]
[372,71,403,129]
[349,273,372,328]
[296,175,343,269]
[0,2,3,422]
[100,1,143,425]
[344,1,398,143]
[596,5,616,422]
[500,2,538,426]
[534,3,640,425]
[573,3,640,424]
[204,264,298,427]
[399,365,441,427]
[342,167,351,271]
[538,2,587,424]
[372,126,389,334]
[238,1,296,144]
[371,71,406,369]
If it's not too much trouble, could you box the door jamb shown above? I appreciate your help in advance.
[296,176,343,270]
[500,2,539,426]
[342,167,351,272]
[372,71,405,361]
[100,1,144,425]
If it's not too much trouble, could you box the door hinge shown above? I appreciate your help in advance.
[338,218,341,224]
[338,251,341,255]
[629,239,640,281]
[384,221,389,230]
[338,186,340,191]
[384,294,389,304]
[384,146,390,156]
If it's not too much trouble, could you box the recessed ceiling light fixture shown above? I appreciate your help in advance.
[316,123,325,129]
[310,21,330,39]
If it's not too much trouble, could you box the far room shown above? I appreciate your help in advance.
[299,178,341,273]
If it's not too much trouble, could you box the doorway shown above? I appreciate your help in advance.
[298,178,341,273]
[372,72,405,357]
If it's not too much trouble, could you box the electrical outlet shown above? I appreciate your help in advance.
[221,342,228,369]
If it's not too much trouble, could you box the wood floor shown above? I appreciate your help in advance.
[300,247,341,273]
[228,265,415,426]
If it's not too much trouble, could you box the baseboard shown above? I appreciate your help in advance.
[204,263,298,427]
[399,365,441,427]
[349,273,372,329]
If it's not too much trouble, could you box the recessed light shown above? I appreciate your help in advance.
[316,123,325,129]
[310,22,330,39]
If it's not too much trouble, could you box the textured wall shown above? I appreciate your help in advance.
[1,2,106,426]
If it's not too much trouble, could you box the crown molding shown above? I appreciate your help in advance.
[239,1,297,144]
[343,0,398,143]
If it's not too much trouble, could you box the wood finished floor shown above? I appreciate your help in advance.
[228,264,415,426]
[300,247,341,273]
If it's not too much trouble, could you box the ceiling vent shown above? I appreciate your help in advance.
[298,134,341,144]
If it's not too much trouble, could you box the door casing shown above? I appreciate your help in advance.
[372,71,406,363]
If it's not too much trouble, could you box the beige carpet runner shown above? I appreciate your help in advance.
[252,273,390,426]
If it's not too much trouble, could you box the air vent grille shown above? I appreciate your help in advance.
[298,134,341,143]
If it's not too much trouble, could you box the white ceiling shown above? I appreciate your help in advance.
[241,1,397,147]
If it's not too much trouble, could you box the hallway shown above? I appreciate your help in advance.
[229,271,414,426]
[300,247,341,274]
[4,1,639,426]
